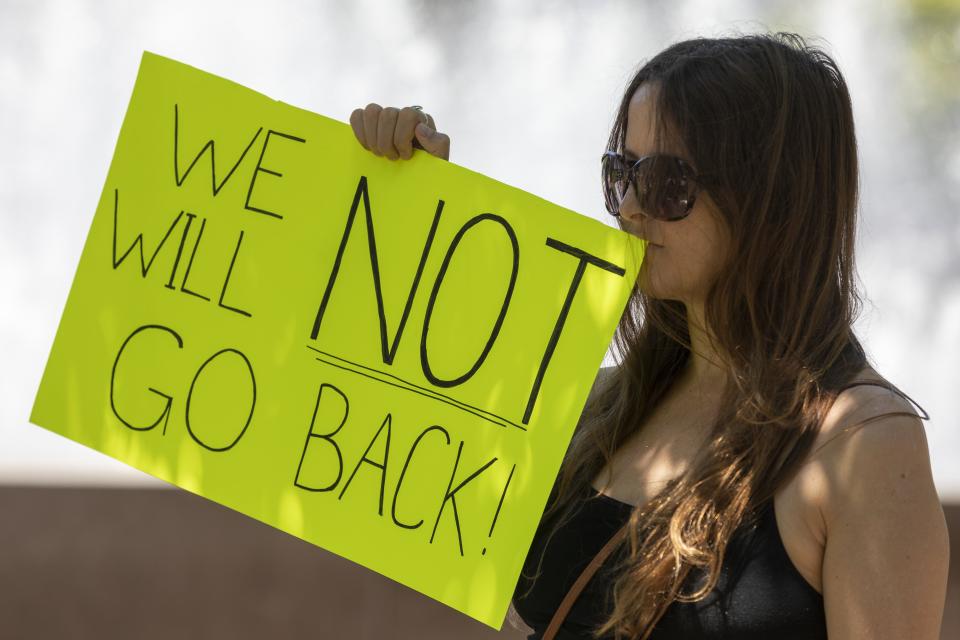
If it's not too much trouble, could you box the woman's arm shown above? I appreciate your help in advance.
[818,408,949,639]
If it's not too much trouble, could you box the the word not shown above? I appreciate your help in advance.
[311,176,628,425]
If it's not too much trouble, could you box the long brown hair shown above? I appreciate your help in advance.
[518,31,929,639]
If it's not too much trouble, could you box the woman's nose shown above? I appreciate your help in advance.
[617,184,648,221]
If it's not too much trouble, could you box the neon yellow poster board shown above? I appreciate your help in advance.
[29,51,645,629]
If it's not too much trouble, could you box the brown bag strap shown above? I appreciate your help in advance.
[542,522,629,640]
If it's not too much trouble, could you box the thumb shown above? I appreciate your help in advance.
[414,122,450,160]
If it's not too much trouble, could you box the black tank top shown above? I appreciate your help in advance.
[511,482,827,639]
[511,378,928,639]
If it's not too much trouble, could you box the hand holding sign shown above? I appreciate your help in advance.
[30,52,645,630]
[349,103,451,161]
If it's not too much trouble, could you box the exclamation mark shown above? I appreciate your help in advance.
[481,463,516,556]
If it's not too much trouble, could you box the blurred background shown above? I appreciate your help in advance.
[1,0,957,638]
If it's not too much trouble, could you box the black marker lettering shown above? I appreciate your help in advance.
[244,129,307,220]
[420,213,518,387]
[429,441,497,556]
[165,212,196,290]
[294,383,349,492]
[521,238,626,424]
[184,348,256,452]
[111,189,184,277]
[109,324,183,435]
[180,216,211,302]
[217,230,252,317]
[338,413,392,516]
[310,176,445,369]
[391,425,450,529]
[482,463,515,556]
[173,103,262,196]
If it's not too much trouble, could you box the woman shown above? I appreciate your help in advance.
[348,31,949,640]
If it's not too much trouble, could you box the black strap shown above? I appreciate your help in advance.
[835,379,930,420]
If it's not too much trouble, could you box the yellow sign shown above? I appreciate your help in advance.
[29,51,644,629]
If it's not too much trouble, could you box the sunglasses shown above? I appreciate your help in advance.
[601,151,706,221]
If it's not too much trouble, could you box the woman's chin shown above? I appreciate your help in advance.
[637,270,683,302]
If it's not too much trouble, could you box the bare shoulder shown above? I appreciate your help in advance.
[819,365,924,435]
[785,366,933,529]
[813,365,928,459]
[805,364,940,522]
[808,366,949,638]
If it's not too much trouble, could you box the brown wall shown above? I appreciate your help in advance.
[0,486,955,639]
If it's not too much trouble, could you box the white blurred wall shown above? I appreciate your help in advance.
[1,0,957,498]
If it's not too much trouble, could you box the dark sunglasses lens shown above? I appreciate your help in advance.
[640,156,697,221]
[602,153,698,220]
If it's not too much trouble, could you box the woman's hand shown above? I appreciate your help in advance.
[349,103,450,161]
